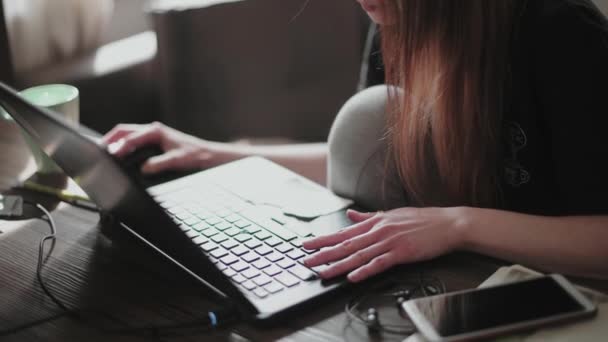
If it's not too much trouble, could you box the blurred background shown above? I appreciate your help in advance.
[0,0,370,142]
[0,0,607,143]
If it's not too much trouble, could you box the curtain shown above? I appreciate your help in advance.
[4,0,114,73]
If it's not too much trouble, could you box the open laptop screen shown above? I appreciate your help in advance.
[0,82,252,311]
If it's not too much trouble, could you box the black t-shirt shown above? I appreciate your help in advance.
[363,0,608,215]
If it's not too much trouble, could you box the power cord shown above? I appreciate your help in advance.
[344,273,446,336]
[0,199,240,338]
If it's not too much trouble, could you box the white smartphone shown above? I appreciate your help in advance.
[402,274,597,341]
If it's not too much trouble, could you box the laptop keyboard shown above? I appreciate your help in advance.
[152,184,320,299]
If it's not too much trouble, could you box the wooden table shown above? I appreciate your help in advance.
[1,121,606,342]
[0,188,506,342]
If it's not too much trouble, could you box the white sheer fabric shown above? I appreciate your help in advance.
[4,0,114,73]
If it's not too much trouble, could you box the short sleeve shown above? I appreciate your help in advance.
[534,2,608,214]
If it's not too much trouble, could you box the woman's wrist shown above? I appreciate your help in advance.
[450,206,479,252]
[192,140,248,168]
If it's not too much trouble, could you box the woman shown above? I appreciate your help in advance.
[104,0,608,283]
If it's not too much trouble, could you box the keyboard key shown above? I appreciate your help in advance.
[205,217,223,225]
[243,225,261,234]
[195,211,213,220]
[253,288,268,298]
[184,204,201,214]
[176,212,192,221]
[211,233,229,244]
[310,264,332,274]
[254,230,272,240]
[277,259,295,269]
[265,252,284,263]
[290,238,304,248]
[179,224,191,232]
[202,227,220,238]
[242,268,261,279]
[240,207,297,241]
[215,222,232,231]
[210,248,229,259]
[225,214,241,223]
[216,263,228,271]
[263,265,282,277]
[232,274,247,284]
[192,235,208,245]
[185,230,199,238]
[244,239,263,250]
[287,249,306,260]
[255,245,273,256]
[193,222,211,232]
[265,222,298,241]
[221,239,239,250]
[168,206,184,215]
[234,234,252,243]
[220,254,239,266]
[160,200,174,209]
[275,243,294,254]
[234,220,252,229]
[241,280,257,291]
[231,261,250,272]
[275,272,300,287]
[201,242,219,252]
[184,217,201,226]
[302,247,318,254]
[224,227,241,237]
[231,245,249,256]
[288,264,317,281]
[252,258,271,270]
[265,236,283,247]
[223,268,237,278]
[241,252,260,263]
[264,282,284,294]
[253,274,273,287]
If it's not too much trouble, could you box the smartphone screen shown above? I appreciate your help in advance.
[405,276,595,340]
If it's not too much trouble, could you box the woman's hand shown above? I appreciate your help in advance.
[302,207,470,282]
[102,122,243,174]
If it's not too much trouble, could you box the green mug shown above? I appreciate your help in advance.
[3,84,80,174]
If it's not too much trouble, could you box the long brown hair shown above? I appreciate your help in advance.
[381,0,524,207]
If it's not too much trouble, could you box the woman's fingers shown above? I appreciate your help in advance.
[108,124,165,157]
[302,215,378,250]
[316,239,392,279]
[102,124,142,145]
[142,149,202,174]
[303,228,382,267]
[347,209,376,222]
[347,251,399,283]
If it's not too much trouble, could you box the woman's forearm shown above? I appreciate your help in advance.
[233,143,328,185]
[461,207,608,279]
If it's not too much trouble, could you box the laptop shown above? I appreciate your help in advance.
[0,82,356,322]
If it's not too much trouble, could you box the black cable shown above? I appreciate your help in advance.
[1,200,240,338]
[32,203,74,314]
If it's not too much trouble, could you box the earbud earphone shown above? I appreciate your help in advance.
[345,276,445,336]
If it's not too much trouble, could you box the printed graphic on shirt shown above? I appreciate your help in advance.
[504,122,530,187]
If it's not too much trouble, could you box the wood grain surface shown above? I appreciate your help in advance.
[0,192,503,342]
